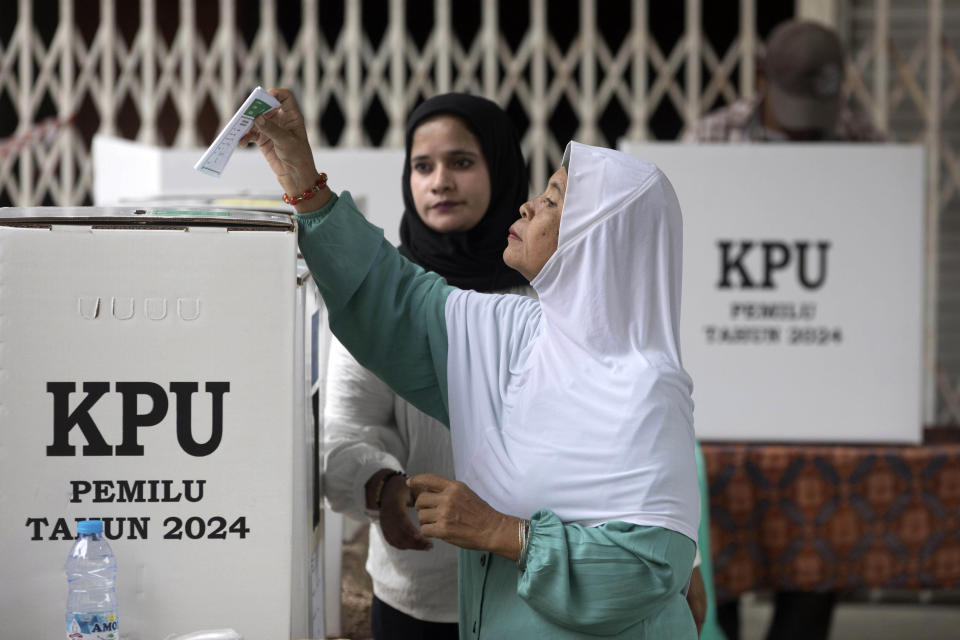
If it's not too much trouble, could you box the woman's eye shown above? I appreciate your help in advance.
[453,158,473,169]
[413,163,431,173]
[544,197,556,207]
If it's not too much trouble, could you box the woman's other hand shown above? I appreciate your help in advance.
[239,88,327,210]
[408,473,522,561]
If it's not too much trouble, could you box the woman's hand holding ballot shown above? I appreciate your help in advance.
[408,473,523,562]
[239,88,330,213]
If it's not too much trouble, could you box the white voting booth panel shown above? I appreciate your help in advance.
[619,142,924,443]
[0,207,324,640]
[93,134,406,245]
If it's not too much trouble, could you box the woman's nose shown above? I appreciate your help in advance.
[431,166,454,192]
[519,201,533,219]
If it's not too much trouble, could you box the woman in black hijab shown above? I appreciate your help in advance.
[399,93,528,291]
[323,94,530,639]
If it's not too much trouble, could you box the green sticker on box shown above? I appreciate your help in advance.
[244,99,275,118]
[152,210,232,217]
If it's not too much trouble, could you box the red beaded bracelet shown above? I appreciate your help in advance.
[282,173,328,205]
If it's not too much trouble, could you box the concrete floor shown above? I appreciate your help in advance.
[739,593,960,640]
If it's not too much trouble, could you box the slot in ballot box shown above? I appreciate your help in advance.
[0,207,325,639]
[618,142,925,443]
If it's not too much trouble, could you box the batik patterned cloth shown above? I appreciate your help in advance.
[703,442,960,600]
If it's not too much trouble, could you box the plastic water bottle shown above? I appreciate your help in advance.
[65,519,119,639]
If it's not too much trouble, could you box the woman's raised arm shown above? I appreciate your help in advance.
[295,193,453,425]
[245,90,455,424]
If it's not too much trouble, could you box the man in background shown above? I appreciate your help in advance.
[684,18,885,640]
[685,19,884,143]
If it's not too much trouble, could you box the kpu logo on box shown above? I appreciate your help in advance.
[78,296,201,321]
[46,382,229,457]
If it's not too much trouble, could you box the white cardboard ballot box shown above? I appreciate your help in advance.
[0,207,322,639]
[619,142,925,443]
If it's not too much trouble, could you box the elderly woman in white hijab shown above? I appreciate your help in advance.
[243,89,700,638]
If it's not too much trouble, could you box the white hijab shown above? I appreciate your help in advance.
[444,141,699,541]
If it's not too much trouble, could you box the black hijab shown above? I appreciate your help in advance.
[398,93,529,292]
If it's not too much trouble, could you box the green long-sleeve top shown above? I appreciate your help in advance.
[298,192,696,638]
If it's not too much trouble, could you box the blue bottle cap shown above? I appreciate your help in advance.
[77,520,104,535]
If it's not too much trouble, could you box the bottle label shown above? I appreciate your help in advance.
[66,612,118,639]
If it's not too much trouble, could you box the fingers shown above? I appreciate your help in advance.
[384,527,430,550]
[379,483,434,551]
[419,521,441,539]
[260,107,283,124]
[413,500,463,548]
[415,504,443,541]
[380,506,433,551]
[419,519,463,545]
[238,129,260,147]
[412,488,443,510]
[407,473,454,495]
[237,88,298,149]
[267,88,305,121]
[253,113,289,140]
[399,517,433,550]
[268,87,297,106]
[385,523,432,550]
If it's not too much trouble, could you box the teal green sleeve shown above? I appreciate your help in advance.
[518,510,696,635]
[296,191,455,425]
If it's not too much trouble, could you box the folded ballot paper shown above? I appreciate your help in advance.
[194,86,280,178]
